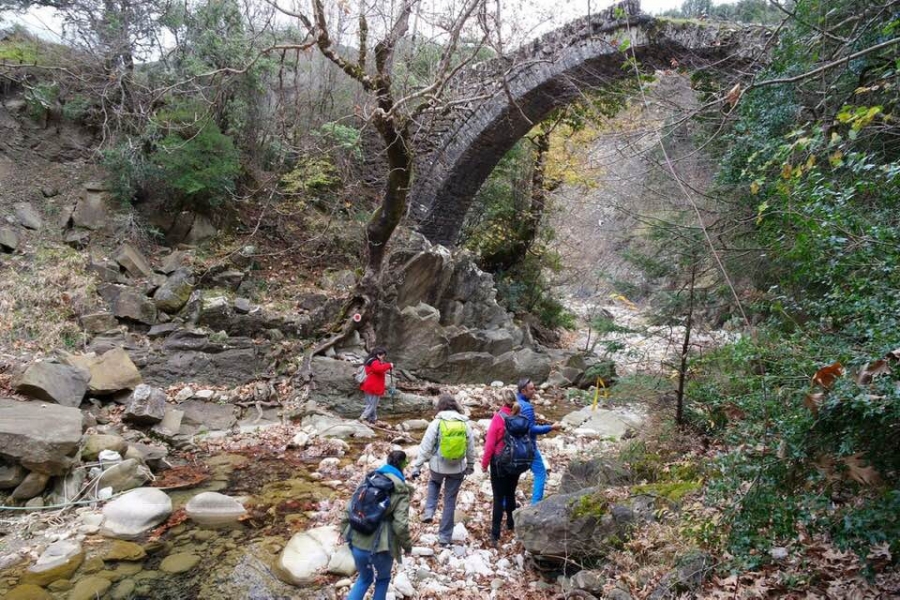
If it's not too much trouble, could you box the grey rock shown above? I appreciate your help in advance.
[84,180,108,191]
[124,442,168,470]
[515,487,650,564]
[80,312,118,334]
[98,284,158,324]
[570,569,605,595]
[41,186,59,198]
[87,257,121,283]
[153,268,195,313]
[159,250,189,274]
[318,269,356,291]
[14,202,42,230]
[24,539,83,585]
[15,361,89,407]
[64,228,91,249]
[82,433,128,461]
[233,297,252,314]
[124,384,167,425]
[151,408,185,441]
[210,270,244,291]
[180,399,237,432]
[114,243,153,279]
[301,413,376,439]
[186,214,217,244]
[559,458,631,495]
[148,323,180,338]
[0,226,20,252]
[71,191,109,230]
[11,470,51,501]
[0,462,27,489]
[96,458,152,493]
[74,347,142,395]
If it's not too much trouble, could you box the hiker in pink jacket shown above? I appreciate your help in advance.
[481,389,523,547]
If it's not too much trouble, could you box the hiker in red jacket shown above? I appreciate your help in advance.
[359,346,393,423]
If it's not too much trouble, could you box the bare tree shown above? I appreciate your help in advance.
[268,0,489,346]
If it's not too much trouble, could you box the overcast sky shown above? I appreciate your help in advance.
[2,0,729,44]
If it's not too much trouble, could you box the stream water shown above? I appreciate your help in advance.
[0,396,588,599]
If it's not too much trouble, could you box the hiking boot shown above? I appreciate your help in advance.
[438,539,451,547]
[421,513,434,523]
[489,537,499,549]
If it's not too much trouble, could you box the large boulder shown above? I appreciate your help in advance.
[114,243,153,279]
[100,487,173,539]
[74,347,142,395]
[14,361,89,407]
[180,399,238,432]
[14,202,42,230]
[142,334,270,387]
[71,191,109,230]
[0,226,20,252]
[0,398,83,475]
[306,356,432,416]
[275,526,342,585]
[98,284,158,324]
[82,433,128,461]
[300,413,375,439]
[516,487,655,564]
[11,471,51,500]
[561,407,633,439]
[153,268,194,313]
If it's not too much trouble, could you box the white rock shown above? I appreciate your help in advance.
[174,387,194,402]
[277,525,341,585]
[326,543,356,576]
[411,546,434,557]
[401,419,429,432]
[770,546,789,560]
[496,558,511,569]
[194,389,215,400]
[101,487,172,539]
[393,572,416,597]
[290,432,310,448]
[185,492,247,525]
[335,578,352,588]
[451,522,468,542]
[318,457,341,470]
[490,381,504,387]
[29,539,82,576]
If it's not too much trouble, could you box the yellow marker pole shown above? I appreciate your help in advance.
[591,377,608,411]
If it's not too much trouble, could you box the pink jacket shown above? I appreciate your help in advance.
[481,405,513,470]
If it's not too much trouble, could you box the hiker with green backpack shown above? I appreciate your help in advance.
[408,393,475,546]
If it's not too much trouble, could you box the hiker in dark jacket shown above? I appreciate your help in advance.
[340,450,412,600]
[517,377,561,504]
[359,346,394,423]
[409,394,476,546]
[482,389,523,547]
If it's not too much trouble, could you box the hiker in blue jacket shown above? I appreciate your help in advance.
[516,377,561,504]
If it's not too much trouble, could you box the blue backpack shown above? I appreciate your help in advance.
[493,414,534,476]
[348,471,394,535]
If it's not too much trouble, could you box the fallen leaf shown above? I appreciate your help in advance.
[812,362,844,389]
[725,83,741,107]
[856,359,891,385]
[842,453,881,486]
[804,392,824,414]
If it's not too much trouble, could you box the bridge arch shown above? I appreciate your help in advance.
[412,3,766,246]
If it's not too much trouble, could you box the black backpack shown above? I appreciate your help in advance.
[492,414,535,476]
[348,471,395,535]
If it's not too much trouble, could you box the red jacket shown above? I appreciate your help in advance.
[360,358,393,396]
[481,405,513,470]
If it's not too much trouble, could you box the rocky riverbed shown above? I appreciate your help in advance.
[0,383,644,600]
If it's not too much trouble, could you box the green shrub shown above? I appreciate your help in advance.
[150,105,241,207]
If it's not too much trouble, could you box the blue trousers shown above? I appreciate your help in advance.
[530,447,547,504]
[347,545,393,600]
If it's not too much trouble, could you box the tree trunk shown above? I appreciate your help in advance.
[675,263,696,426]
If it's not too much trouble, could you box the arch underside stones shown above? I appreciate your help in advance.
[412,12,767,247]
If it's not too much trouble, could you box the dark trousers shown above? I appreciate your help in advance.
[489,462,521,540]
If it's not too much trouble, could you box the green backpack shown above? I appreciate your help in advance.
[438,420,468,460]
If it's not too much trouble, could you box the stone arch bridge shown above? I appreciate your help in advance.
[409,0,769,246]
